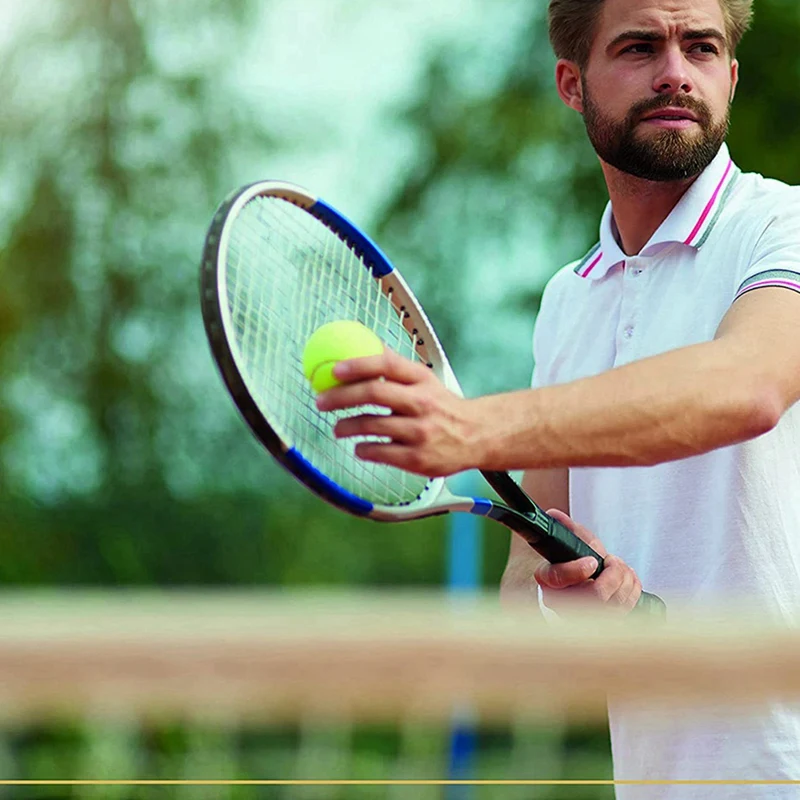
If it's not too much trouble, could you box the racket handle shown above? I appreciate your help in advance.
[540,511,604,576]
[482,471,604,573]
[481,471,666,617]
[543,514,667,618]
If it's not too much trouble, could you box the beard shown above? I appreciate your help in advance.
[582,85,730,182]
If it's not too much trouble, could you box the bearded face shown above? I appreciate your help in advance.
[581,81,730,182]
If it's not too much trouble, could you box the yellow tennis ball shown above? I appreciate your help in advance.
[302,320,384,394]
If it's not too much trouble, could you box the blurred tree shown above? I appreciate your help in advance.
[0,0,458,588]
[0,0,276,501]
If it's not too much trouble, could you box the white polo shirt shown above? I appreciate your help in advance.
[531,143,800,796]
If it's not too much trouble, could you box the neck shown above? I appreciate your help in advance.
[601,162,698,256]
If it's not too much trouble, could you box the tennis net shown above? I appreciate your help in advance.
[0,590,797,797]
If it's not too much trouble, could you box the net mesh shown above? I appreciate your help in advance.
[223,196,430,506]
[2,591,800,796]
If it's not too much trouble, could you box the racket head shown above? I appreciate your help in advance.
[200,181,460,518]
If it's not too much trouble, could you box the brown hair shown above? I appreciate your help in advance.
[548,0,754,68]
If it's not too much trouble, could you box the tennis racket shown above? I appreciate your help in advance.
[200,180,666,616]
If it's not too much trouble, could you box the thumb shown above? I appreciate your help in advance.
[534,556,602,589]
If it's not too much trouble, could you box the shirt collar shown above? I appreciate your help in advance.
[574,143,740,281]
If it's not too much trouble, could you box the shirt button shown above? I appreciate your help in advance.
[632,268,643,277]
[624,326,634,339]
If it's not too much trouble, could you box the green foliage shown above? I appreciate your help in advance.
[1,0,800,592]
[0,0,275,500]
[728,0,800,183]
[0,718,612,798]
[0,481,451,586]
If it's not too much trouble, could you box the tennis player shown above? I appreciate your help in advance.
[319,0,800,792]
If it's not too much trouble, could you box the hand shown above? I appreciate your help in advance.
[316,349,484,478]
[534,510,643,616]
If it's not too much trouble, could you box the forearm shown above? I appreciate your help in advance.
[477,338,782,471]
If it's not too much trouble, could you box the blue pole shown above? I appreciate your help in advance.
[446,471,482,798]
[447,473,482,594]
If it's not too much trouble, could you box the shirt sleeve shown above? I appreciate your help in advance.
[734,192,800,303]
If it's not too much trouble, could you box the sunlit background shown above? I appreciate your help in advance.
[1,0,799,791]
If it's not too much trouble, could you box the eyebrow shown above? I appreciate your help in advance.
[607,28,728,52]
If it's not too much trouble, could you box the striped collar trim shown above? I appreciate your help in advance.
[573,242,603,279]
[684,158,739,247]
[574,145,740,281]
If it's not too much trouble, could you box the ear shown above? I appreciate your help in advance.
[555,59,584,113]
[729,58,739,103]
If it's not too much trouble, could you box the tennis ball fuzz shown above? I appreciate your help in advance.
[302,320,384,394]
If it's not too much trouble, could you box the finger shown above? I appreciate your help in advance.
[317,380,421,416]
[615,573,643,611]
[591,555,641,612]
[334,414,421,444]
[597,556,642,611]
[547,508,608,558]
[332,349,432,386]
[590,555,627,604]
[534,556,600,590]
[353,442,434,476]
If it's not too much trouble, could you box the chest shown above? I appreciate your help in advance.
[545,249,742,383]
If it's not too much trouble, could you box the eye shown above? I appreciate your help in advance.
[623,43,655,55]
[689,42,720,55]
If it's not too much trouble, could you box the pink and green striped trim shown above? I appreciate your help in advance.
[684,159,737,247]
[689,162,740,249]
[735,269,800,302]
[573,159,739,279]
[573,242,603,278]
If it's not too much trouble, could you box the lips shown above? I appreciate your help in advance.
[641,108,699,122]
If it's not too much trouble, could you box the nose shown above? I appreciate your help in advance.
[653,46,693,94]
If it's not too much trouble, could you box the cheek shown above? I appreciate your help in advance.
[584,68,642,114]
[705,75,735,116]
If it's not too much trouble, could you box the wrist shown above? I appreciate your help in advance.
[465,394,507,471]
[469,390,544,471]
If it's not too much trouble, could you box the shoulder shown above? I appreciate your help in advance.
[726,171,800,229]
[533,247,598,349]
[705,171,800,274]
[541,247,598,306]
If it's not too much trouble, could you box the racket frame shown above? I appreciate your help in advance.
[200,180,666,616]
[201,180,472,522]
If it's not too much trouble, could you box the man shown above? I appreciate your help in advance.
[318,0,800,792]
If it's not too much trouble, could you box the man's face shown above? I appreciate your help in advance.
[578,0,738,181]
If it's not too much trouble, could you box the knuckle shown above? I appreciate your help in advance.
[412,391,433,416]
[534,566,555,588]
[593,579,616,604]
[549,568,572,590]
[363,383,384,405]
[403,449,428,475]
[416,419,435,445]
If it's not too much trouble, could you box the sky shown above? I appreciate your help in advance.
[234,0,510,217]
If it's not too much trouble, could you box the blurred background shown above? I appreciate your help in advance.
[1,0,800,795]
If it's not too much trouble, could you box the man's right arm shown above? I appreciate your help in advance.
[499,467,569,610]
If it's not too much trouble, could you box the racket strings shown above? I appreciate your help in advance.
[223,196,429,506]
